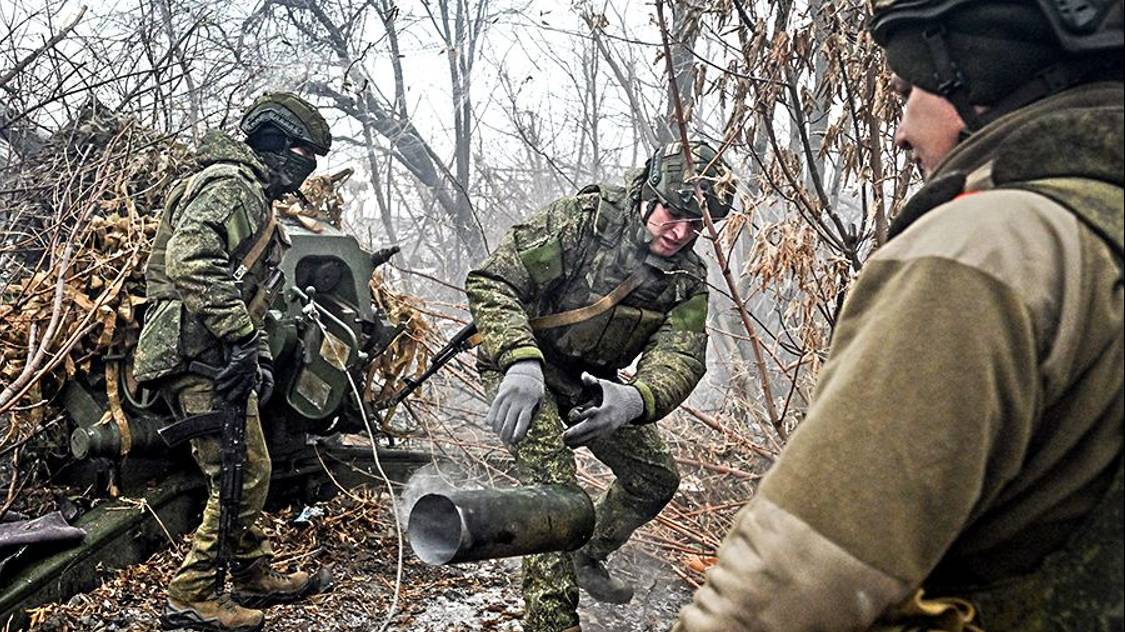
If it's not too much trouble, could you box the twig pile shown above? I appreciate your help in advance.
[0,99,192,446]
[0,110,435,452]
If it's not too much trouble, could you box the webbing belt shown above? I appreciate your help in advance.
[529,266,649,331]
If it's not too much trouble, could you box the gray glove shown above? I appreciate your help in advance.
[563,372,644,448]
[487,359,545,445]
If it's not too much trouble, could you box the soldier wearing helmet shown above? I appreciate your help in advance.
[674,2,1122,631]
[466,140,737,632]
[134,92,332,632]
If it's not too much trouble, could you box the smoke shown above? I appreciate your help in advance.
[395,460,485,530]
[580,545,695,631]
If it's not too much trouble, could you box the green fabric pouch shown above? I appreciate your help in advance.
[518,237,564,287]
[133,300,184,382]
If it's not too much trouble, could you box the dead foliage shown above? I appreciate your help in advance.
[366,272,434,414]
[22,486,520,632]
[0,99,191,447]
[0,109,434,447]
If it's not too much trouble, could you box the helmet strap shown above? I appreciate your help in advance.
[922,25,986,132]
[647,149,664,187]
[921,25,1120,134]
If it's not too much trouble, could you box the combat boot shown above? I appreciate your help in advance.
[572,550,634,604]
[231,559,317,608]
[160,594,264,632]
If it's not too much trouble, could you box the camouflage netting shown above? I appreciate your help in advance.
[0,103,431,454]
[0,100,188,448]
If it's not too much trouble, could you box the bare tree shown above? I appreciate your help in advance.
[252,0,488,268]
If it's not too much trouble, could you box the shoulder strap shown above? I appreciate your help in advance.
[1005,176,1124,263]
[529,266,649,331]
[232,209,278,282]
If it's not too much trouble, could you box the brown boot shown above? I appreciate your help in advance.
[160,594,264,632]
[231,559,317,608]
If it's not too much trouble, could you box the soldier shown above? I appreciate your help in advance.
[674,1,1122,630]
[133,92,332,632]
[466,141,736,632]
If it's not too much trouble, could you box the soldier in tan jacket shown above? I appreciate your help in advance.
[674,1,1123,630]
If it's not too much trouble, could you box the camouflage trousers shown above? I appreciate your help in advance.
[484,371,681,632]
[159,374,274,602]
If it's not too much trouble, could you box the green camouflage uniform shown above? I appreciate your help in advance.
[134,130,285,602]
[466,172,709,632]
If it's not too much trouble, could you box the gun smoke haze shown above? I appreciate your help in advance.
[397,460,490,536]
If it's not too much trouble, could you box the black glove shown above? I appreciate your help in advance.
[257,360,275,405]
[216,331,260,402]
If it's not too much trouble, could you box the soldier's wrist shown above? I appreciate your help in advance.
[499,345,545,371]
[629,380,657,423]
[228,321,257,345]
[232,328,258,348]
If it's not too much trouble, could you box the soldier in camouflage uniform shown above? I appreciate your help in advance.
[675,2,1122,631]
[133,93,332,632]
[466,141,736,632]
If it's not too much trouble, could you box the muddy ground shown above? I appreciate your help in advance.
[15,405,762,632]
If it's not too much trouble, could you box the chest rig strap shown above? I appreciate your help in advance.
[529,266,649,331]
[232,209,278,282]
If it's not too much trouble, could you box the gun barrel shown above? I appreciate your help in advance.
[407,484,594,565]
[382,323,479,408]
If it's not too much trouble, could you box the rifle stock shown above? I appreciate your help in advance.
[157,360,249,594]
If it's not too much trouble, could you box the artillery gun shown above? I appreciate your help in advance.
[0,217,430,628]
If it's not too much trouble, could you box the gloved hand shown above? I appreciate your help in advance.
[563,372,644,448]
[486,359,544,445]
[257,360,275,405]
[216,331,260,403]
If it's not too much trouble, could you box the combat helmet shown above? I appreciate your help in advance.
[642,141,737,221]
[869,0,1124,130]
[240,92,331,197]
[240,92,331,155]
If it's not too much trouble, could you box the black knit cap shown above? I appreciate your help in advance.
[881,4,1061,103]
[870,0,1123,127]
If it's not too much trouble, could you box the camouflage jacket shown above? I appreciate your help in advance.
[465,173,709,422]
[133,130,282,383]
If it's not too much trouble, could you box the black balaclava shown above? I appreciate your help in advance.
[246,123,317,200]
